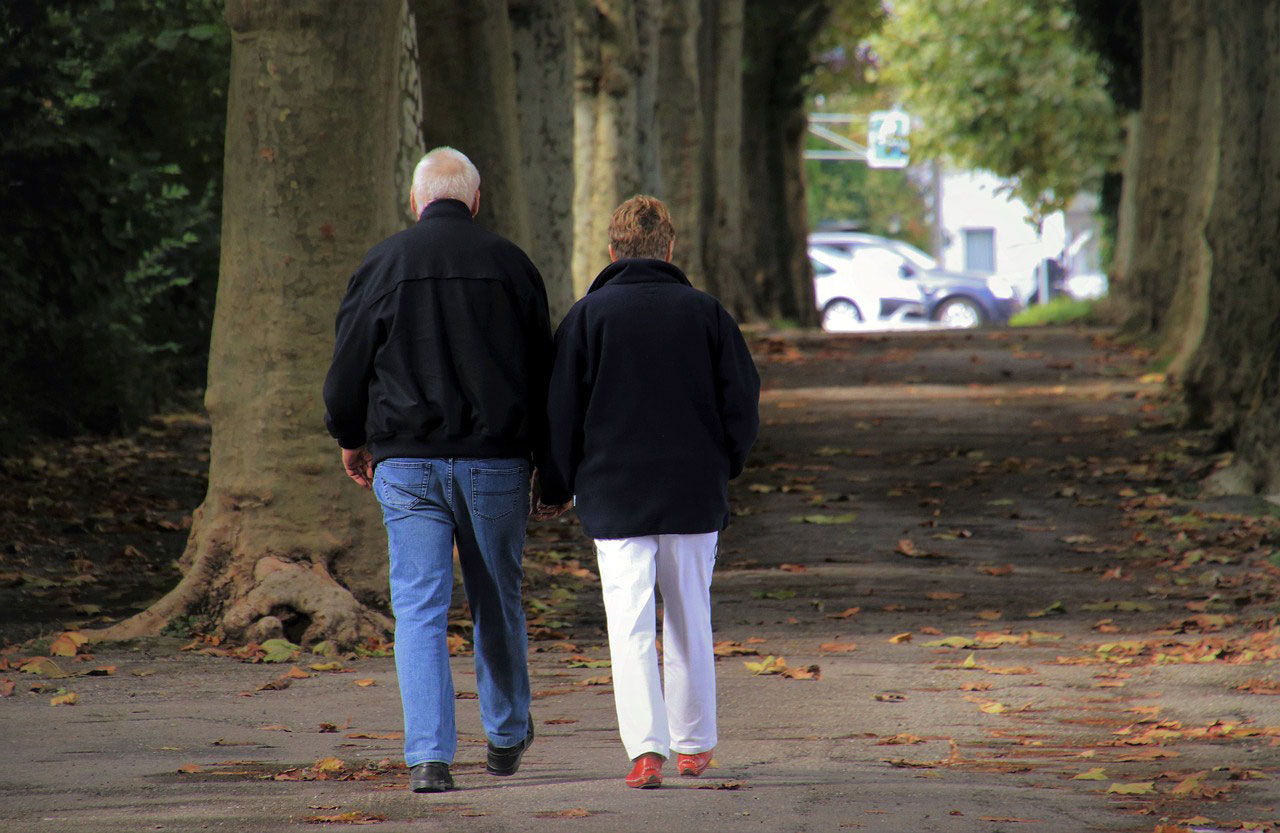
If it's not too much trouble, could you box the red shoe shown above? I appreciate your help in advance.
[676,750,714,777]
[625,753,664,788]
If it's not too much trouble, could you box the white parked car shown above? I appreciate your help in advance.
[809,244,926,330]
[809,232,1021,329]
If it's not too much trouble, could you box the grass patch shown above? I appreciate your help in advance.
[1010,297,1100,327]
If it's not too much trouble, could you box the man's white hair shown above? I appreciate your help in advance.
[412,146,480,208]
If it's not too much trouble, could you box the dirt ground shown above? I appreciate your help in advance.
[2,326,1278,833]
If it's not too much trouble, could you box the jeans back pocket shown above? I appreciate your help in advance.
[470,465,525,520]
[374,460,432,510]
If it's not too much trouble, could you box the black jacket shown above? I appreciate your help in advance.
[323,199,553,465]
[542,258,760,538]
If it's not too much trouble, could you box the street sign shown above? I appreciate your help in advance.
[867,109,910,169]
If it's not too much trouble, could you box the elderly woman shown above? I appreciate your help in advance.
[539,195,760,788]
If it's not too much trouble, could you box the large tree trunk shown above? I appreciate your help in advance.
[414,0,531,250]
[1122,0,1219,374]
[738,0,825,324]
[571,0,660,298]
[1182,2,1280,497]
[92,0,409,648]
[509,0,577,319]
[698,0,749,315]
[655,0,705,288]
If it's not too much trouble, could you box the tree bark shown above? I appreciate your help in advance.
[509,0,577,319]
[738,0,826,324]
[1122,0,1219,368]
[1182,1,1280,497]
[92,0,407,648]
[698,0,749,315]
[655,0,705,288]
[414,0,531,250]
[571,0,661,298]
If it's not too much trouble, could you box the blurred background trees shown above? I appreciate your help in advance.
[0,0,229,449]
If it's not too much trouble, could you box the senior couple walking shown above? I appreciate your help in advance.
[322,147,760,792]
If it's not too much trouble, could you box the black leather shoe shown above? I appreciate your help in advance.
[486,717,534,776]
[410,762,454,793]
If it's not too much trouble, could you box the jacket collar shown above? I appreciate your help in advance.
[418,198,474,222]
[587,258,692,293]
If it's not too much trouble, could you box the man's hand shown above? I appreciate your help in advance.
[342,446,373,489]
[531,499,572,521]
[529,468,571,520]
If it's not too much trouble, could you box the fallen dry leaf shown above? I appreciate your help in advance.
[743,656,787,675]
[826,606,861,619]
[345,732,402,740]
[818,642,857,654]
[889,632,913,644]
[781,664,821,680]
[713,641,759,657]
[543,718,578,725]
[578,675,611,686]
[533,808,592,819]
[49,631,89,658]
[177,764,204,774]
[19,657,67,678]
[975,610,1003,621]
[1073,767,1108,780]
[693,780,742,790]
[926,591,964,601]
[1106,781,1156,795]
[309,662,344,672]
[875,733,925,745]
[354,679,376,687]
[303,811,385,825]
[1237,678,1280,695]
[979,564,1015,577]
[313,757,346,773]
[49,691,78,706]
[896,538,942,558]
[0,679,13,697]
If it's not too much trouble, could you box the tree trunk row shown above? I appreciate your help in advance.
[1116,0,1280,497]
[98,0,829,647]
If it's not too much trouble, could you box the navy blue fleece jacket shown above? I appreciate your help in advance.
[541,258,760,538]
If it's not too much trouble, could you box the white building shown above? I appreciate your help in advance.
[933,169,1107,303]
[937,169,1068,302]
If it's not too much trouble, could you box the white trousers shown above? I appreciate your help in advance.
[594,532,719,760]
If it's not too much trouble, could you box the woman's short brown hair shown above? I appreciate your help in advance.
[608,195,675,260]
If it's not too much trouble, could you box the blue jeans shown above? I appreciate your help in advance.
[373,457,532,766]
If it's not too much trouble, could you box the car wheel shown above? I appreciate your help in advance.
[822,298,863,331]
[934,297,984,328]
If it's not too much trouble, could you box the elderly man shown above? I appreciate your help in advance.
[323,147,550,793]
[539,195,760,788]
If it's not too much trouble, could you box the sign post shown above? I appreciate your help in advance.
[867,109,910,169]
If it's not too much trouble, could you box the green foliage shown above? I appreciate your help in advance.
[0,0,229,447]
[1009,297,1100,327]
[809,0,888,95]
[874,0,1121,217]
[805,157,933,251]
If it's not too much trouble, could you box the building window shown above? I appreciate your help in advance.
[962,228,996,274]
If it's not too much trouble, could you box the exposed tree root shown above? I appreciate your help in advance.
[87,501,393,649]
[222,555,393,647]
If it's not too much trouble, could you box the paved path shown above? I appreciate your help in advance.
[3,328,1278,833]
